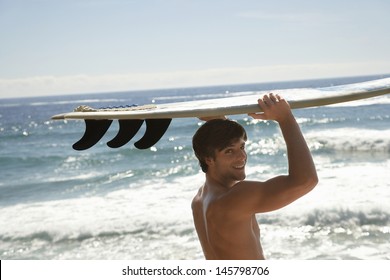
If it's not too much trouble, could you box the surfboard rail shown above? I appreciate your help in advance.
[52,78,390,120]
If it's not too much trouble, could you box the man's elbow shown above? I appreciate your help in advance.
[304,172,319,191]
[293,172,318,193]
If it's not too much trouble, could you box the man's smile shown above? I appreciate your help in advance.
[232,163,246,169]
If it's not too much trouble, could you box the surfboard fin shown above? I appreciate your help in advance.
[107,119,144,148]
[72,118,171,151]
[134,119,172,149]
[73,119,113,150]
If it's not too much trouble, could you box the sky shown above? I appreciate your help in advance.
[0,0,389,98]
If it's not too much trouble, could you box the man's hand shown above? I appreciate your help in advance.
[248,93,293,123]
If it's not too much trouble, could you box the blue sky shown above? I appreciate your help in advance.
[1,0,389,98]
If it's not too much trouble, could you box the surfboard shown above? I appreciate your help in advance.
[52,78,390,151]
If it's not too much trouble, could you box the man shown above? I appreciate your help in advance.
[191,93,318,259]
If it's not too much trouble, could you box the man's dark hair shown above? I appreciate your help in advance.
[192,119,247,173]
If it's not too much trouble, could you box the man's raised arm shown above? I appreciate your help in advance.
[244,93,318,212]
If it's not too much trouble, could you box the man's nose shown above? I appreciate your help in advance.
[238,149,247,160]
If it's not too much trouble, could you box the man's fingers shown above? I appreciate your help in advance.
[249,97,265,119]
[249,93,291,120]
[269,93,278,103]
[248,112,266,120]
[262,95,273,106]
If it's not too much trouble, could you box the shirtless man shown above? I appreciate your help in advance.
[191,93,318,259]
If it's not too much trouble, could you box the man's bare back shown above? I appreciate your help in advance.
[191,94,318,260]
[192,182,265,259]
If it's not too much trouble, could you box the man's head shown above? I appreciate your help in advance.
[192,119,247,173]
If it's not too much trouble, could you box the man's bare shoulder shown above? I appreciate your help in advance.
[191,187,203,210]
[221,180,266,197]
[212,180,269,215]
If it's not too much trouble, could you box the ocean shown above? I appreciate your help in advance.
[1,75,390,260]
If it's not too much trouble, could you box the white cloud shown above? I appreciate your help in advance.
[1,62,389,98]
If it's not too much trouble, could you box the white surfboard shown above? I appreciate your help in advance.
[51,78,390,151]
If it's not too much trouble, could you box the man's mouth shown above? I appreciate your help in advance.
[233,164,245,169]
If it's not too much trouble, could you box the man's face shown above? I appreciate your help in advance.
[208,137,247,183]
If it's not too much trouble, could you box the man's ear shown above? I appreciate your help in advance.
[205,157,214,167]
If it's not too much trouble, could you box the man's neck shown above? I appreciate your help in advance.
[205,172,238,190]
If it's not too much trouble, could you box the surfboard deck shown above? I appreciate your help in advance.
[51,78,390,150]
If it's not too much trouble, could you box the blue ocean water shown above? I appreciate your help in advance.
[1,75,390,260]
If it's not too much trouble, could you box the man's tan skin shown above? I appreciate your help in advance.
[191,93,318,260]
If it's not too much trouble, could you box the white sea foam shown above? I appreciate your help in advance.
[0,175,198,239]
[1,158,389,259]
[306,128,390,153]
